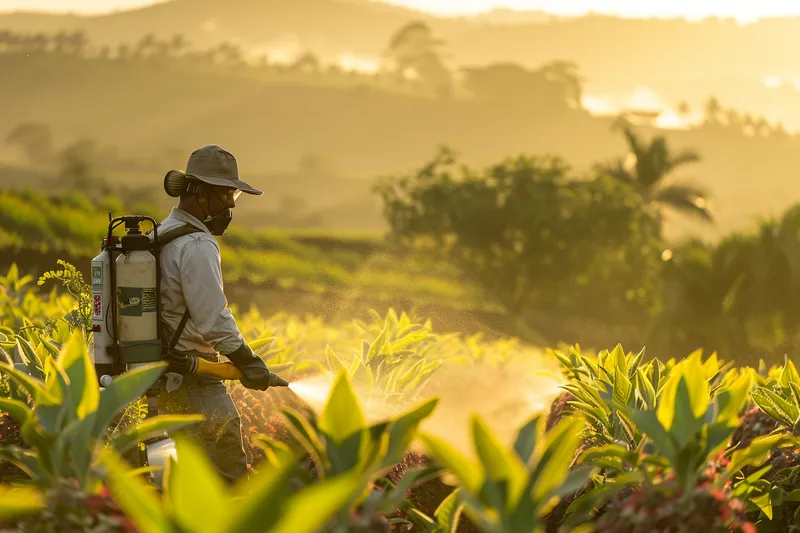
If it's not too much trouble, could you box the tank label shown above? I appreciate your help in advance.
[118,286,156,316]
[93,293,103,319]
[142,288,156,313]
[91,262,103,290]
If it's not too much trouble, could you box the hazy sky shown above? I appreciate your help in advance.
[2,0,800,22]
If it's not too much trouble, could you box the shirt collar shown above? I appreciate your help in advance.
[168,208,211,234]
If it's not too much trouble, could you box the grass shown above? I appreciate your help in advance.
[0,189,494,316]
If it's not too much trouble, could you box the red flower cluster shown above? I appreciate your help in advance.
[595,476,756,533]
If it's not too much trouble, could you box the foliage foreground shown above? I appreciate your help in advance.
[5,263,800,532]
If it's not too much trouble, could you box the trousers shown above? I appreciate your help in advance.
[157,369,249,485]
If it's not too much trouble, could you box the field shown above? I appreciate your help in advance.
[3,255,800,532]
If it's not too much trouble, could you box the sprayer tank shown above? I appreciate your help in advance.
[90,247,114,367]
[115,249,162,367]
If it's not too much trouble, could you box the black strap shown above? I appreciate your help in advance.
[167,309,192,355]
[151,222,205,356]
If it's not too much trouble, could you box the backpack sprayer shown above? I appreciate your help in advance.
[91,213,288,487]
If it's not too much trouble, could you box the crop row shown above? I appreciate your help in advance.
[3,260,800,532]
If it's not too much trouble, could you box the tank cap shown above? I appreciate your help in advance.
[121,233,151,251]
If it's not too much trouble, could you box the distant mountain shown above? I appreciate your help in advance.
[3,0,800,124]
[3,1,800,77]
[0,0,460,56]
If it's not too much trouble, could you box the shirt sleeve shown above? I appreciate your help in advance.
[179,235,243,354]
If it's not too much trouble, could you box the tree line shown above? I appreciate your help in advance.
[0,25,588,109]
[375,121,800,364]
[2,26,790,139]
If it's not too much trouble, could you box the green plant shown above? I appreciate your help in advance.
[37,259,92,336]
[0,330,201,490]
[271,370,441,531]
[323,310,443,405]
[418,411,594,533]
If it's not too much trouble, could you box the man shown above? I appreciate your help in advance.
[153,144,273,484]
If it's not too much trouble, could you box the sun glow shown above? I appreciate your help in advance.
[3,0,800,23]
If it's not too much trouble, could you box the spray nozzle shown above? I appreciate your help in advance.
[269,372,289,387]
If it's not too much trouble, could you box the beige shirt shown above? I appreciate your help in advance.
[154,208,243,355]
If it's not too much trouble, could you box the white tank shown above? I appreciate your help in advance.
[115,247,160,369]
[90,247,115,366]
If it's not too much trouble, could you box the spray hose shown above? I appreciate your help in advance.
[194,358,289,387]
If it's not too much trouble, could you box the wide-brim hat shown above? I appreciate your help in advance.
[164,144,263,196]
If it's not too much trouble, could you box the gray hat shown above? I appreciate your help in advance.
[164,145,263,196]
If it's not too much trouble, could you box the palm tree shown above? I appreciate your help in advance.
[704,96,723,125]
[536,60,585,109]
[599,122,713,226]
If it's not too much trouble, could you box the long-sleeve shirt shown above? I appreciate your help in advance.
[154,208,243,355]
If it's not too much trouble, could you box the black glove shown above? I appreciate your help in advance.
[164,353,198,375]
[225,341,271,391]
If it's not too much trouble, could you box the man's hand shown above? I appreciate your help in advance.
[164,353,198,375]
[224,341,271,391]
[240,373,273,391]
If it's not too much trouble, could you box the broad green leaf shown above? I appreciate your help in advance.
[529,415,585,502]
[781,359,800,390]
[226,448,299,533]
[622,407,677,460]
[670,377,702,450]
[790,382,800,412]
[279,408,325,469]
[612,368,632,408]
[92,362,166,440]
[324,345,348,376]
[0,485,45,520]
[0,362,51,404]
[548,463,595,500]
[166,435,229,533]
[420,433,482,494]
[628,347,645,378]
[657,357,708,432]
[751,489,773,520]
[381,397,438,470]
[434,488,463,533]
[36,360,70,436]
[248,335,275,351]
[14,337,38,369]
[319,371,365,443]
[108,414,205,455]
[472,416,527,506]
[755,388,799,427]
[610,345,627,377]
[0,447,45,479]
[752,390,794,427]
[513,417,538,465]
[716,370,753,422]
[635,367,656,410]
[0,397,31,427]
[99,447,175,533]
[366,322,389,363]
[60,416,96,482]
[722,434,798,486]
[57,329,98,420]
[266,470,365,533]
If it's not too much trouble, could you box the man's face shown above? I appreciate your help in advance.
[207,186,240,214]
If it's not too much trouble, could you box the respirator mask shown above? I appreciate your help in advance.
[202,208,233,236]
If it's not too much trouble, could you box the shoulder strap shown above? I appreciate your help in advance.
[155,222,206,250]
[151,222,206,355]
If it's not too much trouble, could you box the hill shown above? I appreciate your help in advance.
[2,51,800,241]
[3,0,800,129]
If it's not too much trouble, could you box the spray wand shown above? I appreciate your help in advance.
[194,358,289,387]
